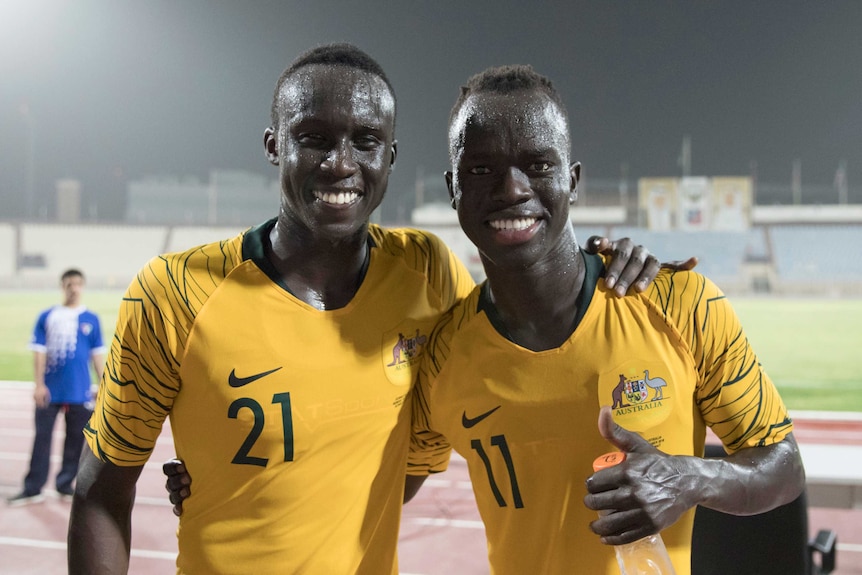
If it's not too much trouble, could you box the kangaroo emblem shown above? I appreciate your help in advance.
[387,333,407,366]
[612,374,629,409]
[387,330,428,367]
[643,369,667,400]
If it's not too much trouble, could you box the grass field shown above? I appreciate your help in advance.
[1,291,860,411]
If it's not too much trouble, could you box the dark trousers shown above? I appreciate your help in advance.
[23,403,92,495]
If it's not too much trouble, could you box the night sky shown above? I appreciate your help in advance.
[1,0,860,221]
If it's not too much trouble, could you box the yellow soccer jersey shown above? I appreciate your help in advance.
[85,219,474,574]
[410,251,792,575]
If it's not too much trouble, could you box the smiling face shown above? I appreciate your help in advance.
[266,64,397,242]
[447,89,579,270]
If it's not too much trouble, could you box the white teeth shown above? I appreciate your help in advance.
[489,217,537,231]
[314,191,359,205]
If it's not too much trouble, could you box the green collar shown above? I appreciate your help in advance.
[477,249,603,344]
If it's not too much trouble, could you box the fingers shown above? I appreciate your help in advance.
[599,238,631,294]
[590,238,699,296]
[597,406,652,454]
[584,236,611,255]
[163,458,190,517]
[594,238,658,297]
[589,509,657,545]
[168,484,190,504]
[622,250,660,295]
[167,478,189,516]
[34,388,51,408]
[660,256,698,271]
[162,458,187,477]
[597,406,617,443]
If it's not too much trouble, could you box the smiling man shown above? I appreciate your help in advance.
[408,65,805,574]
[68,44,476,575]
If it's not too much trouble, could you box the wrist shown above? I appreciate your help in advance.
[689,456,735,510]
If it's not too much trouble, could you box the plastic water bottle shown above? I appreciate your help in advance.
[592,452,677,575]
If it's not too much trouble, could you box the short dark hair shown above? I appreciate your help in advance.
[448,65,569,158]
[270,43,396,129]
[61,268,84,282]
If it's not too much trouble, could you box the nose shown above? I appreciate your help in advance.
[492,167,532,204]
[320,139,358,177]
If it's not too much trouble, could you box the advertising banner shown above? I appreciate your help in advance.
[638,178,676,231]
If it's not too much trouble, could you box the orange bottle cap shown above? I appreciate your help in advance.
[592,451,626,472]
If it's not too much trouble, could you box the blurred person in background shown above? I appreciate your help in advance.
[7,268,105,507]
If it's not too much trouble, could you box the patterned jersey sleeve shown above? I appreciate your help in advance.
[372,225,476,310]
[389,228,473,475]
[421,231,476,309]
[85,236,243,466]
[407,309,458,476]
[648,271,793,452]
[85,257,185,465]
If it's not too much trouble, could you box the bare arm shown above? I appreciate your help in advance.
[33,350,49,408]
[584,406,805,545]
[68,445,144,574]
[91,351,106,385]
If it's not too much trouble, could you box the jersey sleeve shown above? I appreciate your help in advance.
[375,226,476,311]
[85,256,185,466]
[29,310,49,352]
[86,234,244,466]
[650,271,793,452]
[407,311,457,476]
[399,230,472,475]
[426,232,475,310]
[407,380,453,476]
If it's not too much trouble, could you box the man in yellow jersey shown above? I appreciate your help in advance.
[407,65,805,575]
[68,45,670,574]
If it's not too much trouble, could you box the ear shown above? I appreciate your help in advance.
[264,127,279,166]
[389,140,398,171]
[569,162,581,204]
[445,171,457,210]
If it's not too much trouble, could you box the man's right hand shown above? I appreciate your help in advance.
[34,384,50,408]
[163,458,191,517]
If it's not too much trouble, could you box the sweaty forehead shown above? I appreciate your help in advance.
[451,91,569,153]
[277,64,395,125]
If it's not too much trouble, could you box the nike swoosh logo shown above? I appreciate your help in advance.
[462,405,501,428]
[228,367,282,388]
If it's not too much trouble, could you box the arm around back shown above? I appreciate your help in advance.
[68,445,144,574]
[404,474,428,504]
